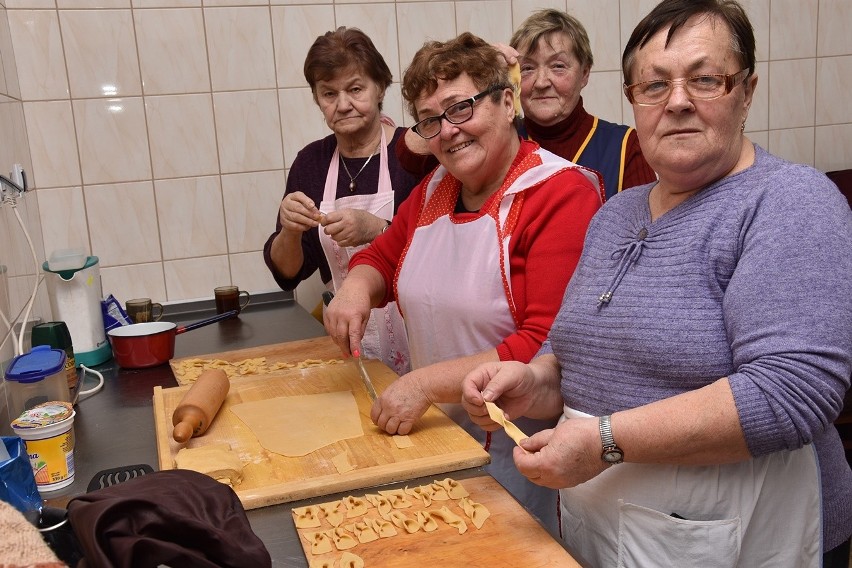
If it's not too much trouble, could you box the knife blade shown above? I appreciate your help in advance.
[352,349,378,402]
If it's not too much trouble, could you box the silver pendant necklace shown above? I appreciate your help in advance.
[340,141,381,192]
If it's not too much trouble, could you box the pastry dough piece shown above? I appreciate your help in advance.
[427,482,450,501]
[388,510,420,534]
[365,517,397,538]
[416,510,439,532]
[230,391,364,457]
[378,488,412,508]
[292,505,322,529]
[345,520,379,544]
[405,485,433,507]
[303,531,333,555]
[339,552,365,568]
[430,506,468,535]
[392,435,414,449]
[485,401,529,451]
[435,478,469,499]
[318,499,346,527]
[308,559,334,568]
[331,451,356,474]
[328,527,358,551]
[343,495,368,518]
[174,443,244,486]
[365,494,393,519]
[459,497,491,529]
[509,62,523,119]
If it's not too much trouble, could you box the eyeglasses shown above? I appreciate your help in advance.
[411,85,505,139]
[624,68,749,106]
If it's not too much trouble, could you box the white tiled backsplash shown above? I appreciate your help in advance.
[0,0,851,333]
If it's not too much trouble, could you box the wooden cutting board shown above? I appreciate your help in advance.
[153,337,490,510]
[295,475,581,568]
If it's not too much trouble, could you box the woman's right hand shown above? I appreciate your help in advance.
[323,266,383,357]
[278,191,322,233]
[461,360,536,431]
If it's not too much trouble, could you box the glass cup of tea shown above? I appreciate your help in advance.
[214,286,251,315]
[125,298,163,323]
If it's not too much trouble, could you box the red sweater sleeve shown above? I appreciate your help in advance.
[498,170,601,362]
[621,129,657,190]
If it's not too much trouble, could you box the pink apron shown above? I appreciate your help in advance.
[395,147,599,532]
[319,126,410,375]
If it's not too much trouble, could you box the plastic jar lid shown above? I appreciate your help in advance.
[11,401,74,429]
[4,345,66,384]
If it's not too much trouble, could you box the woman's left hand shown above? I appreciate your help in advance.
[370,370,432,436]
[514,416,608,489]
[321,209,386,247]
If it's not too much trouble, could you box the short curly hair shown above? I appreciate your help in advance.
[401,32,509,121]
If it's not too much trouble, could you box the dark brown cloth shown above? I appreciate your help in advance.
[66,469,271,568]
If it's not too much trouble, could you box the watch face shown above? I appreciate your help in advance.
[603,449,623,464]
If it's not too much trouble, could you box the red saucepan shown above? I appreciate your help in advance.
[107,311,238,369]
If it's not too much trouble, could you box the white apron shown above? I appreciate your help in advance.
[559,406,821,568]
[395,148,598,534]
[319,126,410,375]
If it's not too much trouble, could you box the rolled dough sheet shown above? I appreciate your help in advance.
[230,390,364,457]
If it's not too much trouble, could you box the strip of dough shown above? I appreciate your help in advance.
[332,452,356,474]
[485,401,530,451]
[429,506,468,535]
[392,435,414,448]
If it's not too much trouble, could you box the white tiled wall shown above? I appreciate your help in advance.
[0,0,850,324]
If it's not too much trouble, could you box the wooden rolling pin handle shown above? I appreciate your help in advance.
[172,368,230,443]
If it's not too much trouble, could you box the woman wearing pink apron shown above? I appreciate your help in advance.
[264,28,418,375]
[324,33,602,533]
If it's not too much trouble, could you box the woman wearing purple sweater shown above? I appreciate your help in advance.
[462,1,851,566]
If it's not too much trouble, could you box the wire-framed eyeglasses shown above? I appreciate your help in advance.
[624,68,750,106]
[411,85,506,139]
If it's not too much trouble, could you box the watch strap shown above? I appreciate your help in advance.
[599,414,624,465]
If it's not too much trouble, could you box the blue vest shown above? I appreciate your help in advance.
[520,117,633,202]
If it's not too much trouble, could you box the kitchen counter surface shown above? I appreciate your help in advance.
[41,295,552,567]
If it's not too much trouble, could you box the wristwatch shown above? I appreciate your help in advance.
[599,414,624,465]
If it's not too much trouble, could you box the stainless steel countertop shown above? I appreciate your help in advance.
[42,295,491,567]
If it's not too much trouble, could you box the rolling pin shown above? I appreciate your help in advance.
[172,369,230,443]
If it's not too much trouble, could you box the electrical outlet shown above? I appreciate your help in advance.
[10,164,25,189]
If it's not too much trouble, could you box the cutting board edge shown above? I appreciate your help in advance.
[237,451,491,511]
[152,386,172,471]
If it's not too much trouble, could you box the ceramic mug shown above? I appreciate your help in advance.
[125,298,163,323]
[214,286,251,315]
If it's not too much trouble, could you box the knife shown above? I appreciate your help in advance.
[352,349,378,402]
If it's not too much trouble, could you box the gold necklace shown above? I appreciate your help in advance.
[340,141,381,192]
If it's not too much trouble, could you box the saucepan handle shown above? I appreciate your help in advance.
[175,310,238,334]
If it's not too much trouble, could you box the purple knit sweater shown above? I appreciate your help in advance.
[541,145,852,549]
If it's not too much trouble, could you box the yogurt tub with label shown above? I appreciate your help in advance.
[11,401,77,492]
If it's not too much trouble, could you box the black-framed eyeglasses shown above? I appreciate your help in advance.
[624,68,750,106]
[411,85,505,139]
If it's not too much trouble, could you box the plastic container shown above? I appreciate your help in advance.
[11,401,76,492]
[31,322,78,393]
[4,346,70,419]
[47,248,87,272]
